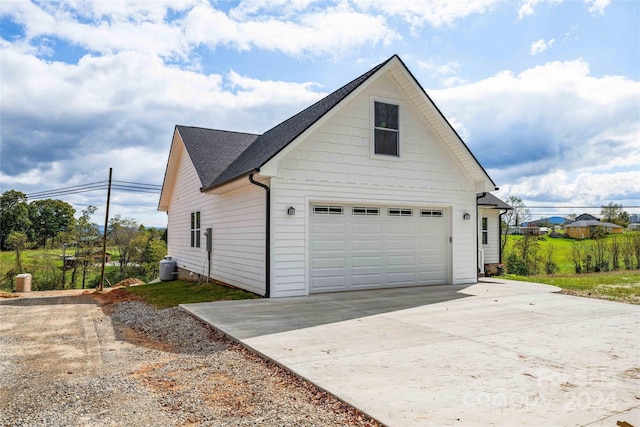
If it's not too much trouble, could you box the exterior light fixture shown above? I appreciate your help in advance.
[287,206,296,215]
[463,213,471,220]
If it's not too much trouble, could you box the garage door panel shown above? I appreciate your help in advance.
[311,240,345,251]
[387,255,415,266]
[351,256,382,267]
[386,223,415,234]
[420,270,447,283]
[387,240,416,250]
[312,257,346,269]
[351,240,382,250]
[351,223,383,234]
[310,204,448,292]
[387,271,417,284]
[312,276,347,291]
[351,274,383,288]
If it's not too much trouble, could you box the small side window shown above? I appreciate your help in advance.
[482,217,488,245]
[374,101,399,156]
[190,211,201,248]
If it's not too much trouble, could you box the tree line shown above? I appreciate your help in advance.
[1,190,167,290]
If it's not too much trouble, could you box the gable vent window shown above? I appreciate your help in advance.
[352,206,380,216]
[313,205,344,215]
[374,101,399,156]
[190,211,201,248]
[421,209,444,217]
[388,208,413,217]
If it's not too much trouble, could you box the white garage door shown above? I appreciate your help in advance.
[310,204,449,293]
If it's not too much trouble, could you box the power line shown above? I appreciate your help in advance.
[25,180,162,200]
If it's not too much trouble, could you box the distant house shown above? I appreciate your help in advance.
[629,223,640,231]
[477,193,512,275]
[565,218,623,239]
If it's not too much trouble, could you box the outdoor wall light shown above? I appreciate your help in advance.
[287,206,296,215]
[463,213,471,220]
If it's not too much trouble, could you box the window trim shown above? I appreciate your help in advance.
[371,98,401,158]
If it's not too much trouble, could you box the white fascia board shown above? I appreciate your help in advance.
[158,129,184,211]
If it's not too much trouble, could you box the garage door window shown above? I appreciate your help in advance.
[313,205,344,215]
[352,206,380,216]
[388,208,413,217]
[421,209,443,217]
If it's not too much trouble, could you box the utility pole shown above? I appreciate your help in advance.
[99,168,112,292]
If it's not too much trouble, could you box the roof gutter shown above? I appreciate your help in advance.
[249,172,270,298]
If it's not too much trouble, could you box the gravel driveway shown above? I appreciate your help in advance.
[0,291,379,426]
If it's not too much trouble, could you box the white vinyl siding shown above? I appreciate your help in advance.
[165,140,266,296]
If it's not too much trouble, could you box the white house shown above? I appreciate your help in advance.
[158,55,503,298]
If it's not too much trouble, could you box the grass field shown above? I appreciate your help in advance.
[124,280,260,309]
[503,233,636,273]
[504,270,640,304]
[0,247,121,291]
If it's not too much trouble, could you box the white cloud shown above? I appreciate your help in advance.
[518,0,562,20]
[585,0,611,15]
[1,1,396,60]
[431,59,640,205]
[417,59,466,87]
[185,3,396,56]
[0,46,329,225]
[530,38,555,55]
[352,0,500,28]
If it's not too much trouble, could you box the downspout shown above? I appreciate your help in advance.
[476,193,486,278]
[249,173,271,298]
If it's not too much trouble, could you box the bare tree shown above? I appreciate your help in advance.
[108,215,139,270]
[501,195,530,253]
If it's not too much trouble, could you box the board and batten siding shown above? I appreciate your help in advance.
[166,140,266,296]
[267,72,479,297]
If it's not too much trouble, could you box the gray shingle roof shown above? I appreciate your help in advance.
[477,193,512,210]
[202,55,396,190]
[176,126,258,188]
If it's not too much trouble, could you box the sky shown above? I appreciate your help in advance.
[1,0,639,227]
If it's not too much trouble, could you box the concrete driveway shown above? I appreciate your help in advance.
[182,279,640,426]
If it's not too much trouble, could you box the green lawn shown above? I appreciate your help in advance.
[504,270,640,304]
[124,280,260,309]
[0,247,121,291]
[503,233,632,273]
